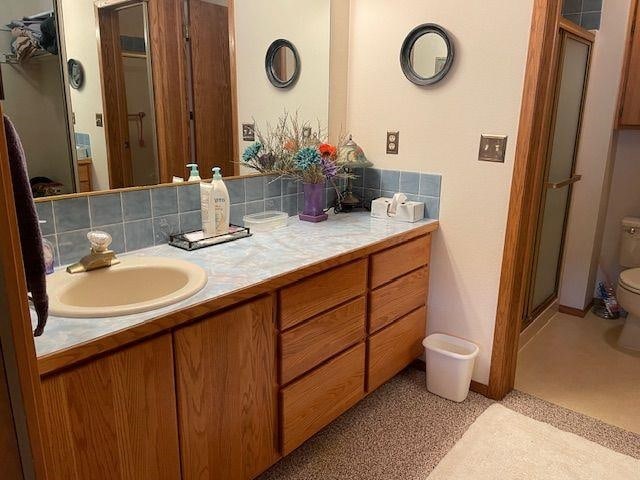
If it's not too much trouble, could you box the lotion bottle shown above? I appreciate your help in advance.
[200,180,215,236]
[186,163,201,182]
[211,167,230,236]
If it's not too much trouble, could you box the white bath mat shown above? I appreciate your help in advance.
[427,404,639,479]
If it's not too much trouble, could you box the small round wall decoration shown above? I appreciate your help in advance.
[67,59,84,89]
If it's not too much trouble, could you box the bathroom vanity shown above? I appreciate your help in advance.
[34,214,437,480]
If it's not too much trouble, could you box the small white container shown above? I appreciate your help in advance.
[243,211,288,232]
[423,334,479,402]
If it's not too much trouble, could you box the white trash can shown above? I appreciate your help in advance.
[423,334,479,402]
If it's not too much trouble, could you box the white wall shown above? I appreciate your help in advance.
[346,0,533,383]
[1,0,74,193]
[560,0,633,309]
[59,0,110,191]
[235,0,331,173]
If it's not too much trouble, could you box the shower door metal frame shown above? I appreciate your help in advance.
[523,26,593,327]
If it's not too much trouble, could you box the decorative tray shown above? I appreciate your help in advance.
[169,225,252,251]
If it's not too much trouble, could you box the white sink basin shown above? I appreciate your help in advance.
[47,257,207,318]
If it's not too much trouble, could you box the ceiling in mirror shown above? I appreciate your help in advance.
[0,0,338,199]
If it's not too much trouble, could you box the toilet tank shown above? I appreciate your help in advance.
[620,217,640,267]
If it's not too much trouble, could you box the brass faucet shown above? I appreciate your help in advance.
[66,231,120,274]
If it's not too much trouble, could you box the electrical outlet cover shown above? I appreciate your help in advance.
[387,131,399,155]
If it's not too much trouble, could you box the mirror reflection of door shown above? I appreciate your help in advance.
[524,30,592,327]
[97,1,158,189]
[189,0,236,178]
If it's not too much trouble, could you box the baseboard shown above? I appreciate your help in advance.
[558,299,594,318]
[411,359,489,397]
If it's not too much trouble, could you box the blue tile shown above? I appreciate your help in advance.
[179,211,202,232]
[282,194,298,216]
[563,13,581,24]
[178,184,200,212]
[381,170,400,192]
[265,197,282,211]
[152,215,180,245]
[581,12,600,29]
[151,187,178,217]
[245,200,265,215]
[423,196,440,219]
[363,189,381,209]
[245,176,265,202]
[582,0,602,12]
[381,190,396,199]
[97,224,125,254]
[122,190,151,221]
[297,193,306,212]
[351,167,364,188]
[124,219,154,251]
[282,178,299,196]
[57,229,91,265]
[364,168,381,190]
[326,188,338,209]
[89,193,122,227]
[36,202,55,236]
[419,174,442,197]
[399,171,420,195]
[562,0,581,14]
[264,175,282,198]
[230,204,246,226]
[227,179,245,204]
[53,197,90,233]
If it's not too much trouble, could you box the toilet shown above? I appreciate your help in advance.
[615,217,640,351]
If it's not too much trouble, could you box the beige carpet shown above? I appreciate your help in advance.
[428,404,640,479]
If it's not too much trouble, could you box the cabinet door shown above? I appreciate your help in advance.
[41,334,181,480]
[620,3,640,127]
[175,296,279,480]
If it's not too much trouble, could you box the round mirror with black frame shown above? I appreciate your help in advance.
[400,24,454,86]
[265,39,300,89]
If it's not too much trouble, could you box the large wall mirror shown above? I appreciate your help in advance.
[0,0,341,198]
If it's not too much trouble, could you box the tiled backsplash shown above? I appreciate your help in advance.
[562,0,601,30]
[35,168,441,266]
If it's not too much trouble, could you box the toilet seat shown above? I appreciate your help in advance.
[619,268,640,294]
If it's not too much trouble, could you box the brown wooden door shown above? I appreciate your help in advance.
[174,296,279,479]
[0,346,24,480]
[619,0,640,127]
[189,0,237,177]
[40,334,181,480]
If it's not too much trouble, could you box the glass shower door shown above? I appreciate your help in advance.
[525,32,591,326]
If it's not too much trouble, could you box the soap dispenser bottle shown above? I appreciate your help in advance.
[211,167,230,236]
[186,163,201,182]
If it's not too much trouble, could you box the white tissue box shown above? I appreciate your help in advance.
[371,197,425,223]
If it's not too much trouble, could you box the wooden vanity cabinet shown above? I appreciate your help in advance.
[40,334,181,480]
[173,296,279,480]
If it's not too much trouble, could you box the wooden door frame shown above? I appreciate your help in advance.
[228,0,240,175]
[0,98,50,477]
[487,0,565,400]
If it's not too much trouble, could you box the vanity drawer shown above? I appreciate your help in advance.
[368,306,426,391]
[279,259,367,330]
[281,342,365,454]
[369,266,429,333]
[280,297,366,384]
[370,235,431,289]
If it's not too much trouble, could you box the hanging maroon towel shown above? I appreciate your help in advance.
[3,115,48,336]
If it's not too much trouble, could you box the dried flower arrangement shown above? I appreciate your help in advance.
[241,111,352,185]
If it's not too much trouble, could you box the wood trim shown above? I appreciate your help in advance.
[470,380,489,397]
[38,225,438,376]
[228,0,240,175]
[488,0,563,401]
[558,17,596,42]
[0,103,49,478]
[558,299,593,318]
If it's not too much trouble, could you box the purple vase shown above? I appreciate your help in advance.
[299,182,328,222]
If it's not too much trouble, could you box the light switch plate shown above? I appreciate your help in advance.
[95,113,103,128]
[242,123,255,142]
[302,126,312,140]
[387,131,399,155]
[479,134,508,163]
